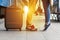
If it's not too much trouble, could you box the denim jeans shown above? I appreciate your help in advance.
[47,5,50,24]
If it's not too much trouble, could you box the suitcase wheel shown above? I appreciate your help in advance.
[19,29,21,31]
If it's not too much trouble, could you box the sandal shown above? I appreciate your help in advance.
[26,25,37,31]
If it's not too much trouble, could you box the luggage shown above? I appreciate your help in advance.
[5,6,23,31]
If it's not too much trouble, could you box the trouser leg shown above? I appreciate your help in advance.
[46,5,50,25]
[42,5,51,31]
[26,11,33,27]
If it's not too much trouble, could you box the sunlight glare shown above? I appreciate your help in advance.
[24,6,29,14]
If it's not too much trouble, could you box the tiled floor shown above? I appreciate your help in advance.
[0,16,60,40]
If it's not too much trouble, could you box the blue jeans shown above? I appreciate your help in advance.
[47,5,50,24]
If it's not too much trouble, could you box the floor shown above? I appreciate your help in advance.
[0,14,60,40]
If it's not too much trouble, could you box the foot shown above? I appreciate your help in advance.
[42,23,50,31]
[26,25,37,31]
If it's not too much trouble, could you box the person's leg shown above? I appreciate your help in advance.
[26,10,33,27]
[26,9,37,31]
[26,0,37,31]
[43,5,51,31]
[47,5,50,25]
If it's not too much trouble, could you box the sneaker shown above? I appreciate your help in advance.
[42,23,50,31]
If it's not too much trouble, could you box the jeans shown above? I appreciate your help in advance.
[47,5,50,25]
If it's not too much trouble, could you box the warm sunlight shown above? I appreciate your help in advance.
[23,6,29,29]
[24,6,29,15]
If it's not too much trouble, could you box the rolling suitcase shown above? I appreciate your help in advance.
[5,6,23,31]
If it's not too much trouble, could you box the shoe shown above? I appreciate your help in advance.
[26,25,37,31]
[42,23,50,31]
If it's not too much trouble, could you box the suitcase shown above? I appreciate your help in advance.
[5,6,23,31]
